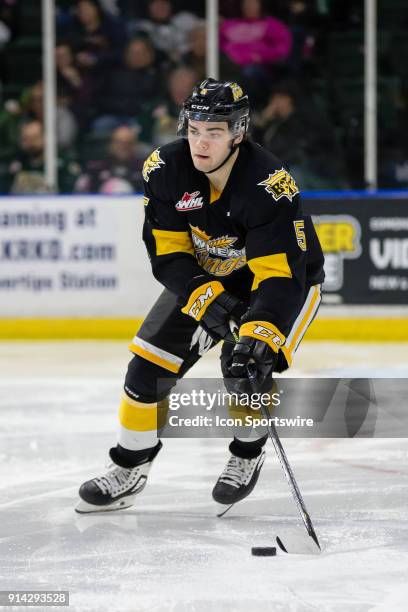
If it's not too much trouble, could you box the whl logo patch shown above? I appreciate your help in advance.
[175,191,204,211]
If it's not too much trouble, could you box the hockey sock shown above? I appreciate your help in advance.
[229,435,268,459]
[117,393,168,452]
[110,441,163,468]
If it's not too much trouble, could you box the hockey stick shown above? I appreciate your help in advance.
[221,321,321,553]
[246,363,321,554]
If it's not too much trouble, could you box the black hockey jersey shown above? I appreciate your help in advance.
[142,138,324,343]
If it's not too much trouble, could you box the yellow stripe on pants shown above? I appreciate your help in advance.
[128,343,181,373]
[282,285,320,366]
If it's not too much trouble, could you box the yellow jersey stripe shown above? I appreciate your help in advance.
[248,253,292,291]
[152,229,194,256]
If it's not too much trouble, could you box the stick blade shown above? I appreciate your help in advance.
[276,531,322,555]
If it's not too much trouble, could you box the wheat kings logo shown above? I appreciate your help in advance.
[142,149,165,182]
[258,168,299,202]
[190,225,246,276]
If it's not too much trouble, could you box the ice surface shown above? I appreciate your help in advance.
[0,342,408,612]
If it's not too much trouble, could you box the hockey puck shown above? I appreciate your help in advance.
[251,547,277,556]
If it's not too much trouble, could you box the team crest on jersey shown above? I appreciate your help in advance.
[258,168,299,202]
[175,191,204,211]
[190,225,246,276]
[142,149,165,182]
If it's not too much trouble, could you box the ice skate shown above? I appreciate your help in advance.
[212,449,266,505]
[76,459,152,514]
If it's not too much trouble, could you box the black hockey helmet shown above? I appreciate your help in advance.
[177,78,250,138]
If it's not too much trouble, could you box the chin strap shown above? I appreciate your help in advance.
[204,139,239,175]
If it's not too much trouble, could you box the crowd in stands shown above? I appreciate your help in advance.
[0,0,406,193]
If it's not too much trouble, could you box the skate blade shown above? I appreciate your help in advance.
[75,495,137,514]
[216,503,235,518]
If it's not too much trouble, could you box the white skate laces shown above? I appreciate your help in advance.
[218,455,258,488]
[94,464,138,497]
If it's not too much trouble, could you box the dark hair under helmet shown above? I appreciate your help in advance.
[177,78,250,138]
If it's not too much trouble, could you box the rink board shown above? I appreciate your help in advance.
[1,314,408,340]
[0,193,407,339]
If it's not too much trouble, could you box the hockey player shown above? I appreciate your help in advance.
[76,78,325,513]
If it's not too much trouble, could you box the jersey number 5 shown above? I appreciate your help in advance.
[294,220,307,251]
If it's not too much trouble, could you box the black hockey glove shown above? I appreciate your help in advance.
[199,292,247,342]
[224,336,278,394]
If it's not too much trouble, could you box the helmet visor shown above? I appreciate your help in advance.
[184,110,231,123]
[177,109,246,138]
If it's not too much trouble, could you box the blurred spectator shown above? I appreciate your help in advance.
[56,43,94,129]
[75,125,147,193]
[92,37,163,138]
[0,17,10,48]
[220,0,292,67]
[130,0,199,63]
[58,0,126,73]
[0,0,18,97]
[151,66,197,146]
[181,22,242,82]
[0,81,77,161]
[3,120,81,194]
[99,0,120,15]
[281,1,320,75]
[220,0,292,107]
[252,82,348,189]
[115,0,146,20]
[0,0,20,44]
[22,81,78,150]
[170,0,204,16]
[219,0,240,18]
[0,98,20,162]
